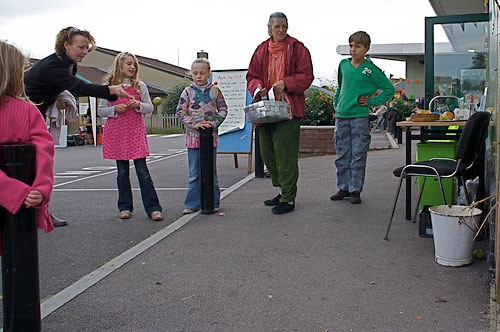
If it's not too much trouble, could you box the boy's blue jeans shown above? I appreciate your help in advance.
[116,158,162,216]
[334,116,371,193]
[185,148,220,210]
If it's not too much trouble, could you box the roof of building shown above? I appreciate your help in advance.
[336,0,485,61]
[27,58,166,95]
[429,0,485,16]
[94,47,189,78]
[335,42,454,61]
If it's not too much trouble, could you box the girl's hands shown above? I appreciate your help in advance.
[114,104,127,113]
[196,120,213,129]
[126,99,141,110]
[114,98,140,114]
[24,190,44,208]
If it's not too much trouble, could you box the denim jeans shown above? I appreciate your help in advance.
[116,158,162,216]
[334,116,371,193]
[185,148,220,210]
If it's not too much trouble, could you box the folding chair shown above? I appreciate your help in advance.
[370,108,387,133]
[384,111,491,240]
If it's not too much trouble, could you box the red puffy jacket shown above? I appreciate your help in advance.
[246,35,314,119]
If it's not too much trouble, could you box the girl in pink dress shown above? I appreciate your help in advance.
[98,52,163,221]
[0,41,55,246]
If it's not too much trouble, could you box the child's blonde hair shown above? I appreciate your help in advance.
[191,58,211,72]
[0,41,29,106]
[104,52,141,94]
[349,31,371,48]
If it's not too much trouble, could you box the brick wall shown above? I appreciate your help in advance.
[299,126,336,154]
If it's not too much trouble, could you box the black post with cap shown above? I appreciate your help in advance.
[0,144,41,332]
[254,126,265,178]
[199,126,215,214]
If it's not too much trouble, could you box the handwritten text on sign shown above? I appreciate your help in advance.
[212,71,247,135]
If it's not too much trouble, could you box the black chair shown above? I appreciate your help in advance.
[384,112,491,240]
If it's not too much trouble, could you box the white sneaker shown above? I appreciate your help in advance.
[183,208,195,214]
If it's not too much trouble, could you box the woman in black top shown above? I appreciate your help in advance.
[24,27,132,226]
[24,27,131,117]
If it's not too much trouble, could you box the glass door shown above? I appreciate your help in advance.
[425,13,489,110]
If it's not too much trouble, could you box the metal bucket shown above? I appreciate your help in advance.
[429,205,481,267]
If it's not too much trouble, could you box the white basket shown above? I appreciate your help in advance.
[244,99,290,123]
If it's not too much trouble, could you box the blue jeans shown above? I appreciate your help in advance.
[185,148,220,210]
[334,117,371,193]
[116,158,162,216]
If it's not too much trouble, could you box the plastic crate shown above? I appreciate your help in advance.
[416,141,457,209]
[418,205,433,238]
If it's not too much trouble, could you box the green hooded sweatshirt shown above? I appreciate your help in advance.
[333,58,395,118]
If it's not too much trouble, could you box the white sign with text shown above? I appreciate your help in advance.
[212,70,247,135]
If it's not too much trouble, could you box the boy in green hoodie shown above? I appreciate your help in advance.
[331,31,395,204]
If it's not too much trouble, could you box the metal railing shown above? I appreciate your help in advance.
[143,114,184,131]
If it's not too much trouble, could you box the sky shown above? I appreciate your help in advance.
[0,0,442,85]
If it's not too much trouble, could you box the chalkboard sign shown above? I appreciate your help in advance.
[211,70,253,172]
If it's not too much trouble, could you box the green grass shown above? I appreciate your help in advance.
[147,128,185,135]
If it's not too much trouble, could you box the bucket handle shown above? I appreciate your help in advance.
[458,216,478,233]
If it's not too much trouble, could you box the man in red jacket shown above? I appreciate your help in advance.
[247,12,314,214]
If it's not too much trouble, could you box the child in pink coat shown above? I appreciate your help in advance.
[0,41,55,244]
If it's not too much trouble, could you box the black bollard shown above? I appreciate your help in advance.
[0,144,41,332]
[254,126,265,178]
[396,114,403,144]
[199,126,215,214]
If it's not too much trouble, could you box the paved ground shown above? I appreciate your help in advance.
[1,130,492,331]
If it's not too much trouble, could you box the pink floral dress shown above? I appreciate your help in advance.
[102,87,149,160]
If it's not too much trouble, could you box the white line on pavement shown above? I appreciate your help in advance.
[55,171,101,175]
[52,187,228,192]
[386,132,399,149]
[53,152,186,188]
[38,172,255,320]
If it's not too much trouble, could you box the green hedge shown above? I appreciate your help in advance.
[301,89,335,126]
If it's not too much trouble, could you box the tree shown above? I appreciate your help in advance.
[391,98,417,118]
[162,79,191,115]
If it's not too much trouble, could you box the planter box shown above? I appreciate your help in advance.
[299,126,336,154]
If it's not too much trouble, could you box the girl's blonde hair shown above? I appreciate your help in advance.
[191,58,211,72]
[104,52,141,94]
[0,41,29,106]
[55,27,96,56]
